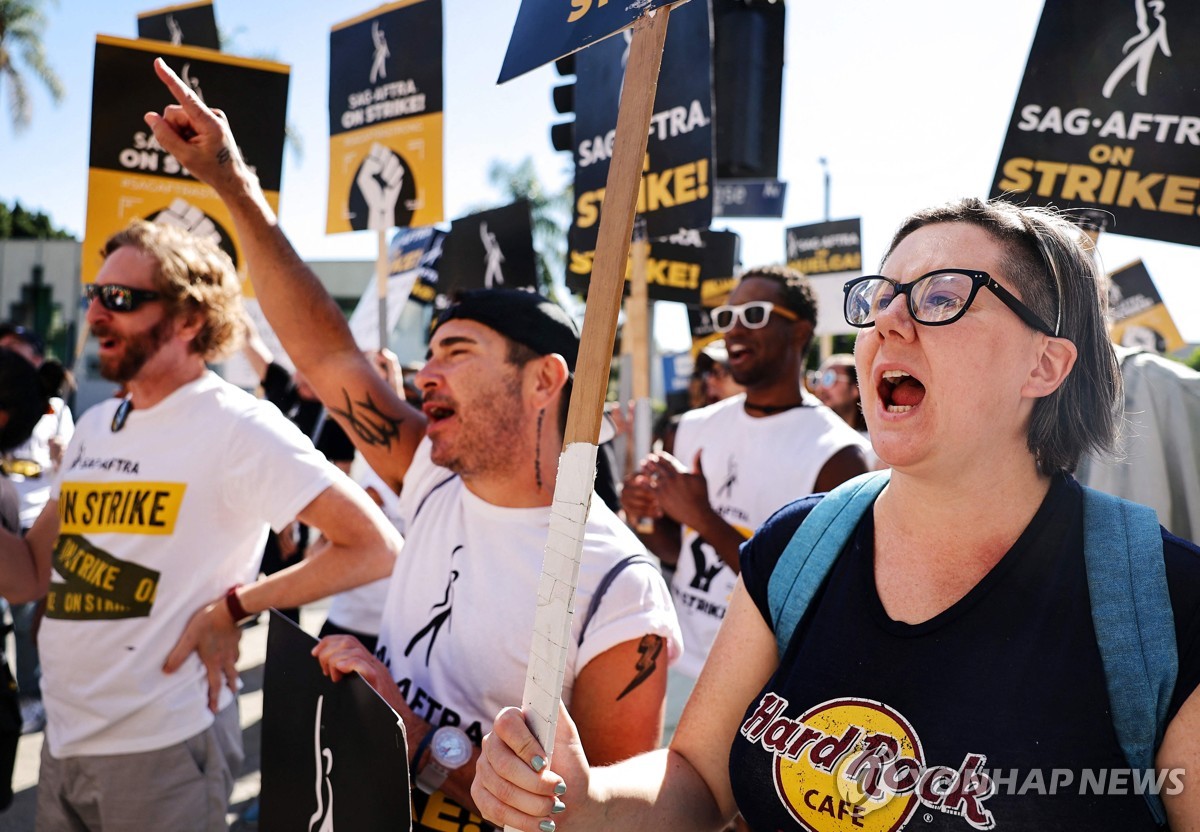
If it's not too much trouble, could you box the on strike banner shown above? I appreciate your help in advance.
[785,218,863,277]
[328,0,443,233]
[568,0,713,280]
[82,36,289,285]
[569,228,737,305]
[785,217,864,336]
[137,1,220,49]
[990,0,1200,245]
[259,613,411,831]
[1107,259,1186,353]
[498,0,682,83]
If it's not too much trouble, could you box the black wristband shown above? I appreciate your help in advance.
[410,726,434,783]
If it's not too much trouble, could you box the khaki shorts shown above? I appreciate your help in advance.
[36,703,243,832]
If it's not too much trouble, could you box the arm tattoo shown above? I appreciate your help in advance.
[328,388,405,449]
[216,146,232,165]
[616,634,665,701]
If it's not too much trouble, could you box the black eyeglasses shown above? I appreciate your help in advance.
[85,284,161,313]
[843,269,1056,336]
[710,301,799,333]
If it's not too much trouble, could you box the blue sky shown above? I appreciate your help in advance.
[2,0,1197,346]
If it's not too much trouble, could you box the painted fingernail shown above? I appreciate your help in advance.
[539,821,556,832]
[552,799,566,814]
[531,755,546,772]
[554,781,567,795]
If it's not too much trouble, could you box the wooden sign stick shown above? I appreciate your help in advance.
[513,5,672,795]
[628,224,655,533]
[376,228,390,351]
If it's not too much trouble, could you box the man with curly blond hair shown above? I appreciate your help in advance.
[0,219,402,831]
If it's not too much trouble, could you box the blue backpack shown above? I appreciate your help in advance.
[767,471,1177,826]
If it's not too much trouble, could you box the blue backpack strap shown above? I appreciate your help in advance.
[578,554,657,647]
[1082,486,1177,827]
[768,471,890,658]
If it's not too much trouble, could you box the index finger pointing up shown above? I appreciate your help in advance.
[154,57,206,114]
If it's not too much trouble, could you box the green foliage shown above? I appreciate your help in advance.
[0,0,65,131]
[0,198,74,239]
[1187,347,1200,373]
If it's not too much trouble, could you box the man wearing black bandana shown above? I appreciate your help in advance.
[141,58,682,832]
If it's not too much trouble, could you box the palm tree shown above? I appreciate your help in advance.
[0,0,65,132]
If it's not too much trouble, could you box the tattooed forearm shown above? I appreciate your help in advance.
[328,389,406,449]
[616,634,665,701]
[217,146,232,165]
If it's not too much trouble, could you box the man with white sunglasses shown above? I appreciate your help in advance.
[622,265,870,735]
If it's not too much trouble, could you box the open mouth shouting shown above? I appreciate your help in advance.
[422,397,457,428]
[725,342,751,368]
[879,369,926,414]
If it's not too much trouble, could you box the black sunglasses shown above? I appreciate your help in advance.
[85,284,161,313]
[843,269,1056,336]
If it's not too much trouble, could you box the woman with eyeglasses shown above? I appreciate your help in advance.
[471,198,1200,831]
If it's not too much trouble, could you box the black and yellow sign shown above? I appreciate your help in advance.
[1107,259,1185,353]
[46,534,161,621]
[137,1,220,49]
[389,226,445,305]
[568,228,737,305]
[990,0,1200,246]
[328,0,443,234]
[498,0,683,83]
[82,36,289,286]
[785,218,863,277]
[568,0,713,281]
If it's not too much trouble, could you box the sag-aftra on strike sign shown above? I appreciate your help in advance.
[990,0,1200,246]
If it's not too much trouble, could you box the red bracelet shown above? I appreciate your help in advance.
[224,584,254,625]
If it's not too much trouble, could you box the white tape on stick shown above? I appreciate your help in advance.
[519,441,599,758]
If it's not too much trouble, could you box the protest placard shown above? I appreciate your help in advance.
[137,1,220,49]
[990,0,1200,245]
[328,0,443,233]
[439,201,538,294]
[499,0,680,83]
[260,613,410,831]
[568,0,713,273]
[1107,259,1186,353]
[82,36,288,285]
[568,228,737,305]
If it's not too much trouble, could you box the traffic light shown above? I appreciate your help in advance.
[712,0,785,179]
[550,54,575,154]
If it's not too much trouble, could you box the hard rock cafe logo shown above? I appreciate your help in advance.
[741,695,997,831]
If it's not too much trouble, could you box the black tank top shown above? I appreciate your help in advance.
[731,475,1200,832]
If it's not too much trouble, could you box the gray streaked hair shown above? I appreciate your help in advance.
[882,197,1121,474]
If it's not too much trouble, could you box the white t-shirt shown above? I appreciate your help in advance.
[5,396,74,529]
[670,393,869,678]
[378,438,682,748]
[44,372,342,758]
[325,453,398,635]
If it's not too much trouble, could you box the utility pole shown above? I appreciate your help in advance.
[819,157,831,221]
